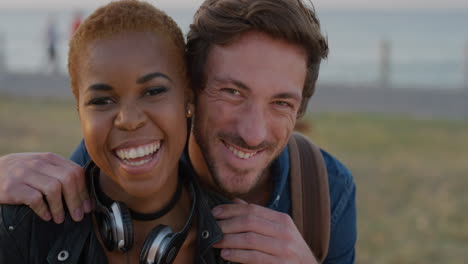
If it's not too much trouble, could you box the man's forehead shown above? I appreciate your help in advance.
[204,34,307,97]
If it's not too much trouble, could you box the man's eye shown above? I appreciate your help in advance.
[144,87,168,96]
[87,97,113,106]
[221,88,241,96]
[274,101,293,108]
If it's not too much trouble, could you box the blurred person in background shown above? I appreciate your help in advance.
[45,15,59,74]
[70,10,83,37]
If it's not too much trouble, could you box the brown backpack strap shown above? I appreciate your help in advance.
[288,132,330,263]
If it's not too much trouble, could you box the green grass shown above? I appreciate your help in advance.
[0,96,81,157]
[1,96,467,263]
[305,113,468,263]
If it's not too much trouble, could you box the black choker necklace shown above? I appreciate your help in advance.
[90,163,184,221]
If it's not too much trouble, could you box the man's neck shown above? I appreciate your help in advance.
[188,132,273,206]
[187,133,213,186]
[237,167,273,206]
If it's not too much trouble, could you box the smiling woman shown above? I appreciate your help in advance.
[78,31,187,204]
[0,1,224,263]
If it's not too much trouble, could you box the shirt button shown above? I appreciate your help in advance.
[57,250,69,261]
[201,230,210,239]
[8,226,14,231]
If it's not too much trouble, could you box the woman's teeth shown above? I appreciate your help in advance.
[115,141,161,166]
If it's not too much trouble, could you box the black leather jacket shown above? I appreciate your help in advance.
[0,164,230,264]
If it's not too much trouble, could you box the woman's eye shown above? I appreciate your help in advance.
[87,97,113,106]
[145,87,168,96]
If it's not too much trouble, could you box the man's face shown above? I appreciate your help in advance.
[193,31,308,196]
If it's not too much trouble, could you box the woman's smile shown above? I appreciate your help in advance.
[113,140,163,175]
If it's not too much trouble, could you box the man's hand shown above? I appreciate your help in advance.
[0,153,91,223]
[212,199,318,264]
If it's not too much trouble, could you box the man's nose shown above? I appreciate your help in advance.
[114,102,147,131]
[236,103,268,148]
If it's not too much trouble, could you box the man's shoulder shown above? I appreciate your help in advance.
[320,149,354,190]
[319,149,356,228]
[289,132,354,190]
[69,139,91,166]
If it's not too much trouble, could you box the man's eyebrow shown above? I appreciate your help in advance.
[213,77,301,101]
[213,77,251,91]
[88,83,113,92]
[137,72,173,84]
[273,92,302,102]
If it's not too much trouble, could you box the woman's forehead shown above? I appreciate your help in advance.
[82,32,185,73]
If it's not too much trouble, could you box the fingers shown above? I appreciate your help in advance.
[219,248,280,264]
[0,153,90,224]
[24,172,65,223]
[213,232,283,256]
[42,153,92,215]
[213,203,294,227]
[217,214,285,237]
[17,184,52,222]
[212,201,311,263]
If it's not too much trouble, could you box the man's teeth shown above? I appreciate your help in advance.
[227,145,257,159]
[116,142,161,160]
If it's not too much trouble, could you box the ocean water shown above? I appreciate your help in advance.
[0,8,467,89]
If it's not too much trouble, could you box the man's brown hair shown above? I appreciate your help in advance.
[68,0,186,100]
[186,0,328,117]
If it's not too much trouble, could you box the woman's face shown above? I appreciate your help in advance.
[77,31,188,198]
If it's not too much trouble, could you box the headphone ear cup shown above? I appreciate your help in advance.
[95,205,118,251]
[113,201,134,252]
[140,225,174,264]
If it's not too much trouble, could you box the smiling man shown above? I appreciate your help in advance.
[0,0,356,263]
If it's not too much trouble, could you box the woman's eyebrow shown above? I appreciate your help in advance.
[137,72,173,84]
[88,83,113,92]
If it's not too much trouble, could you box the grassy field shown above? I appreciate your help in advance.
[1,96,467,263]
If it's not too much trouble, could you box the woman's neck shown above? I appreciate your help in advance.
[94,187,197,263]
[99,168,179,216]
[93,170,197,263]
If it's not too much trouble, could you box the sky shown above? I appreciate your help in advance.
[0,0,468,10]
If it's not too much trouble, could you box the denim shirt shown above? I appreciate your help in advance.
[70,139,357,263]
[266,147,357,264]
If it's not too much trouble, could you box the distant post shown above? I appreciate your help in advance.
[379,39,391,88]
[464,41,468,90]
[0,32,5,74]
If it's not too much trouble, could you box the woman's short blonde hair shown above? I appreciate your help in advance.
[68,0,186,99]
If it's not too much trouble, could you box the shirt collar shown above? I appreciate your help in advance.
[267,146,290,210]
